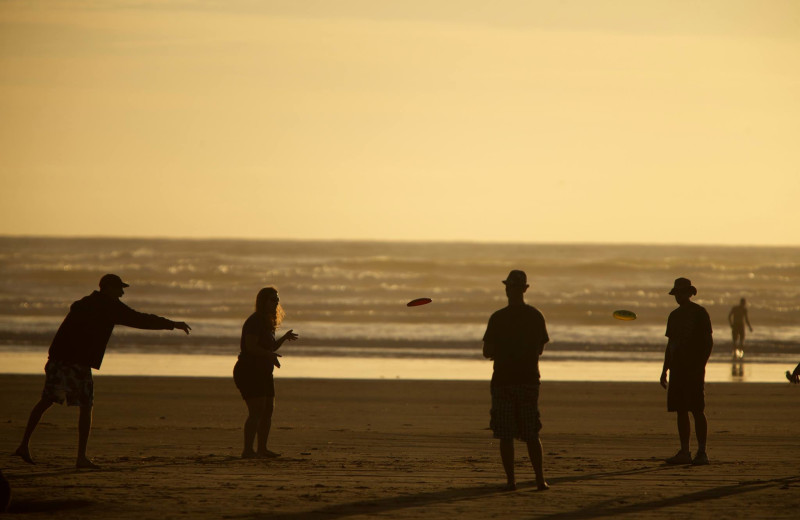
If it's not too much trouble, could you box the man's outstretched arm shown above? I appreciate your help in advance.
[116,302,191,334]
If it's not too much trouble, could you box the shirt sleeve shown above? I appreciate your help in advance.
[114,301,174,330]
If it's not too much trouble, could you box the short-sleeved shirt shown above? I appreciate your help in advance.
[238,312,277,374]
[483,304,549,387]
[665,301,713,379]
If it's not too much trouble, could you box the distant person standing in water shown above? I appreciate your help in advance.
[660,277,713,466]
[14,274,191,469]
[234,287,298,459]
[482,270,549,491]
[728,298,752,356]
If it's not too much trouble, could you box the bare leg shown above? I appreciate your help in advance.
[526,437,549,490]
[242,397,266,458]
[499,438,515,490]
[76,405,100,469]
[256,397,278,457]
[692,411,708,452]
[677,411,691,452]
[15,398,53,464]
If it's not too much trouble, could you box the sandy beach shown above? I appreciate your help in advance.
[2,375,799,519]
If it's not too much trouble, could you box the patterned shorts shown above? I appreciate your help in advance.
[490,384,542,442]
[42,359,94,407]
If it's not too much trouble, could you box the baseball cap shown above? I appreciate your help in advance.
[99,274,130,289]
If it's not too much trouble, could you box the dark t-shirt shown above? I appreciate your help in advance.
[238,312,277,374]
[483,304,549,387]
[666,301,713,378]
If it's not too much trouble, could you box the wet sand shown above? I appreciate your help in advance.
[1,375,799,518]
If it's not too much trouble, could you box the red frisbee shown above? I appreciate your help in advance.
[407,297,432,307]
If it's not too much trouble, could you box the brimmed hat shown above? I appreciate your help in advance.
[502,270,528,287]
[99,273,129,289]
[669,277,696,295]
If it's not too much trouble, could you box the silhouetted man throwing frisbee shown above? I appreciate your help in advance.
[14,274,191,469]
[483,270,549,491]
[660,277,713,466]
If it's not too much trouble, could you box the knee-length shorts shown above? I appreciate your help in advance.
[490,384,542,442]
[667,373,705,412]
[41,359,94,407]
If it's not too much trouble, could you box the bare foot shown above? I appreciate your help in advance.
[257,450,281,459]
[76,457,101,470]
[241,450,257,459]
[537,482,550,491]
[502,481,517,491]
[14,446,35,465]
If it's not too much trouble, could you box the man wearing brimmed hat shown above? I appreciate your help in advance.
[15,274,191,469]
[660,277,713,466]
[482,270,549,491]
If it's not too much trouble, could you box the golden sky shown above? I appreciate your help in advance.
[1,1,798,245]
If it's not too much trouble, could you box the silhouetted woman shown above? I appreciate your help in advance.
[233,287,298,458]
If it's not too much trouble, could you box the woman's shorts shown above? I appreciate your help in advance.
[490,384,542,442]
[233,361,275,400]
[41,359,94,407]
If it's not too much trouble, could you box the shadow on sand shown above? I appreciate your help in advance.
[537,475,800,519]
[232,466,800,520]
[235,482,510,520]
[232,465,680,520]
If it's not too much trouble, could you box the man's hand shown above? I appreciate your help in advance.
[173,322,191,335]
[660,371,668,389]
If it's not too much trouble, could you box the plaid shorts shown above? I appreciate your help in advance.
[42,359,94,407]
[490,384,542,442]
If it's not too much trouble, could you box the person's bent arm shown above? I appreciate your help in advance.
[274,330,298,351]
[242,334,281,366]
[483,342,496,360]
[242,335,273,358]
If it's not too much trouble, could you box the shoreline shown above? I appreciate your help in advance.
[0,351,794,383]
[2,375,799,518]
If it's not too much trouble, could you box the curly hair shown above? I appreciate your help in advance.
[255,287,285,331]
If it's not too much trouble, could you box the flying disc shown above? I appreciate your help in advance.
[612,309,637,321]
[407,297,432,307]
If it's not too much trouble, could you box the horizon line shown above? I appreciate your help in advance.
[0,233,798,249]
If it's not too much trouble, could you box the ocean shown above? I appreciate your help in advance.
[1,237,798,382]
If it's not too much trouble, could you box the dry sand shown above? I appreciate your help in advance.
[1,374,799,519]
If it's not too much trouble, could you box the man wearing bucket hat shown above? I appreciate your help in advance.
[482,270,549,491]
[660,277,713,466]
[14,274,191,469]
